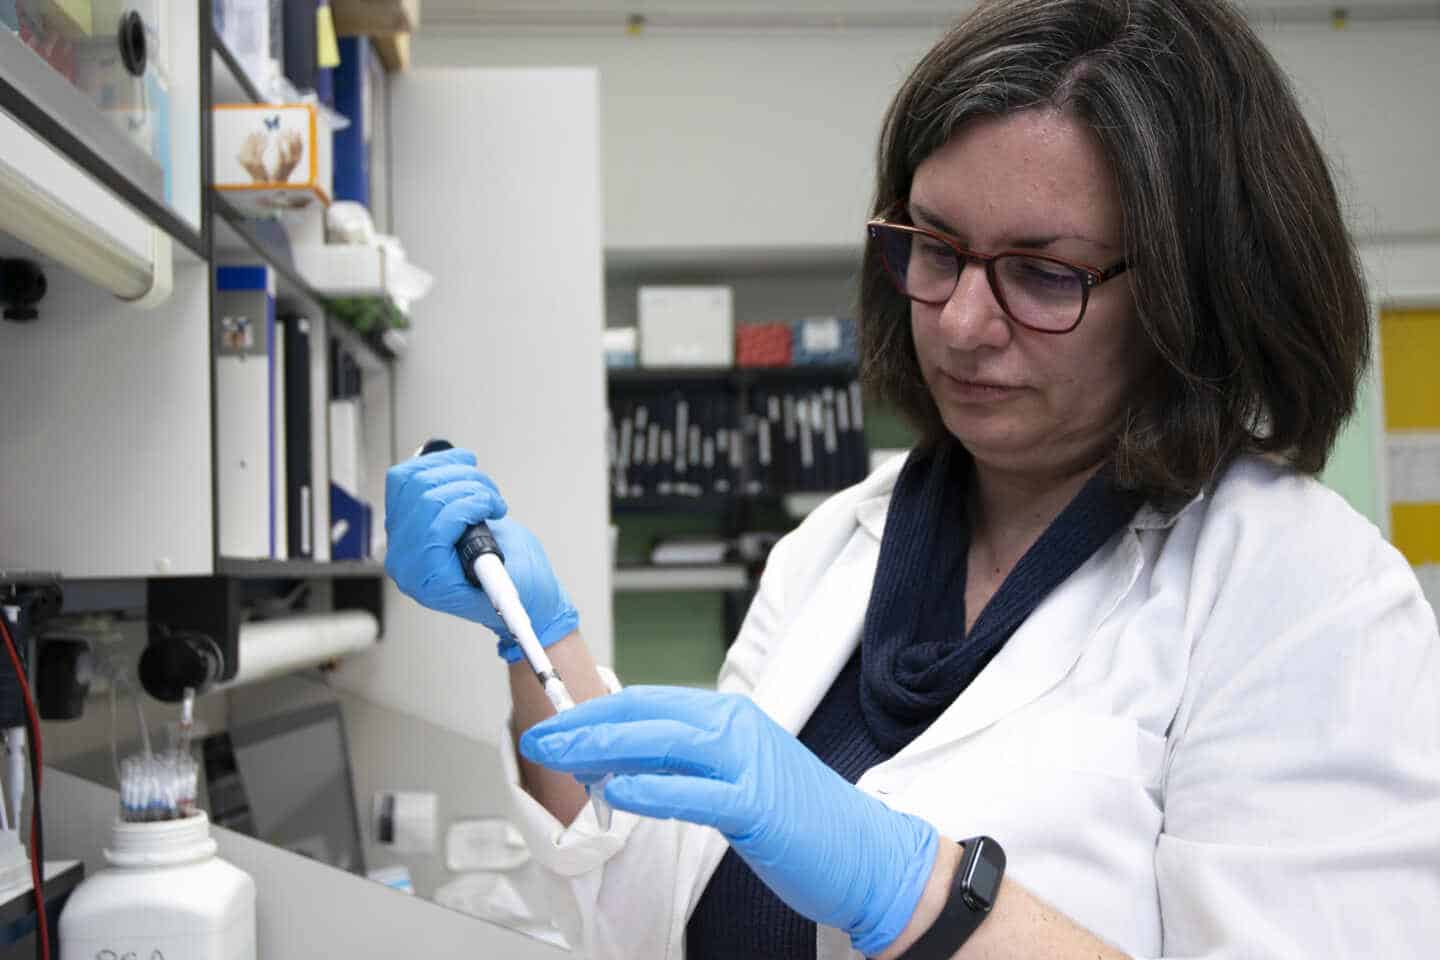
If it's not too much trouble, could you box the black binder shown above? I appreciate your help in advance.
[282,314,314,559]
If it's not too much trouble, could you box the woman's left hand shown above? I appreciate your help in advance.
[520,686,940,956]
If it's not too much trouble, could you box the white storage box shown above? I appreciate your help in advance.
[290,242,432,302]
[214,103,333,214]
[639,286,734,368]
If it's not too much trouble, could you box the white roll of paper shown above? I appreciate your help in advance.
[224,610,379,689]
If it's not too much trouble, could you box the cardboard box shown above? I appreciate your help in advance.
[371,32,410,72]
[214,103,333,214]
[333,0,419,36]
[639,286,734,368]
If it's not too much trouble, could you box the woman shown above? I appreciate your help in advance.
[385,1,1440,957]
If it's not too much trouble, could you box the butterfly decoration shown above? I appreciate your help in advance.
[264,115,281,130]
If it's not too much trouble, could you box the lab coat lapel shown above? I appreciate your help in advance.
[748,526,879,733]
[892,528,1145,761]
[678,524,881,931]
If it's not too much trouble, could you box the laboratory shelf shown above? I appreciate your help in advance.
[612,494,737,512]
[608,365,858,387]
[210,190,398,370]
[211,189,324,302]
[330,312,403,374]
[604,244,862,280]
[209,29,265,106]
[0,29,205,259]
[216,558,386,579]
[613,564,750,593]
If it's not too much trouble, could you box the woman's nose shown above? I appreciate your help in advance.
[937,260,1012,349]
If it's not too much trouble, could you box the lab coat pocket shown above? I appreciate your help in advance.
[992,709,1167,787]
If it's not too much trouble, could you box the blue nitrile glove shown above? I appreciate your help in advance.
[520,686,940,957]
[384,447,580,662]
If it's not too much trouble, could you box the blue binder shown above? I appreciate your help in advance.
[332,36,371,205]
[330,483,371,561]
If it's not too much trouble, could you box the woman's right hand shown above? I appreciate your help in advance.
[384,447,580,662]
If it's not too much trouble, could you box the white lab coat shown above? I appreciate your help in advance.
[500,454,1440,959]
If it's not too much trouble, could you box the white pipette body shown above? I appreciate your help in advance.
[470,553,615,829]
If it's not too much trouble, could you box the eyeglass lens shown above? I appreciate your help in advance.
[874,225,1086,331]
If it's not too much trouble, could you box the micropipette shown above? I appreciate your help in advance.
[417,440,614,829]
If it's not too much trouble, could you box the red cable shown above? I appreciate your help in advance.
[0,615,49,960]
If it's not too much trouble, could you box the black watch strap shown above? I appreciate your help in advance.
[896,837,1006,960]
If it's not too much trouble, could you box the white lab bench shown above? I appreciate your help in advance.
[42,768,569,960]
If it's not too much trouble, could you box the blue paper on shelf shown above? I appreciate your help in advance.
[332,36,371,205]
[790,316,858,366]
[330,482,372,560]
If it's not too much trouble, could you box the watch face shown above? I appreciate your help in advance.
[962,838,1004,911]
[968,856,1001,906]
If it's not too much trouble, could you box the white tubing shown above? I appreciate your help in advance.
[4,729,24,834]
[219,611,379,690]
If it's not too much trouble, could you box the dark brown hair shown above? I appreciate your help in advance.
[860,0,1370,498]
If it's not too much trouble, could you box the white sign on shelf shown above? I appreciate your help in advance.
[1386,432,1440,504]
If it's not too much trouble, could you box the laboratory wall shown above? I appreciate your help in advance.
[415,20,1440,251]
[328,68,612,744]
[416,14,1440,664]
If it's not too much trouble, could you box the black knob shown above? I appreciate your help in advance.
[118,11,147,78]
[139,628,222,703]
[0,259,46,323]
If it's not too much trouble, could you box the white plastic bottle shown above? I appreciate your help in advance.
[59,811,256,960]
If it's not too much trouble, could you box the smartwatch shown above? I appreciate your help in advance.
[897,836,1006,960]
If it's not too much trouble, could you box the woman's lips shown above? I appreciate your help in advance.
[938,370,1024,402]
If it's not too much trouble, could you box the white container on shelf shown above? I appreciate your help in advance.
[291,241,432,299]
[638,285,734,367]
[59,812,256,960]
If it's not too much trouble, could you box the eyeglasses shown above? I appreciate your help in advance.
[867,219,1129,334]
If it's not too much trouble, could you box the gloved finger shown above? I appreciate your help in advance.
[603,774,748,835]
[433,491,509,546]
[400,480,503,543]
[521,719,732,780]
[415,462,503,499]
[385,447,477,519]
[386,478,502,540]
[421,478,506,513]
[523,686,729,739]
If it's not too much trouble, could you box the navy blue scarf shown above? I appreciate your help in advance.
[688,440,1147,959]
[859,440,1146,753]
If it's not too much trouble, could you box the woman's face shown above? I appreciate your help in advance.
[908,108,1151,479]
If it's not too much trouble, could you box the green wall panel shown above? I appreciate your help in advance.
[1320,370,1382,526]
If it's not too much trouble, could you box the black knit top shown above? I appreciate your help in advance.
[687,445,1144,959]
